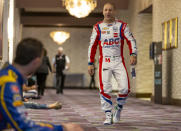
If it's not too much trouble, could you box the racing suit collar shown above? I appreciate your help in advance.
[6,64,26,87]
[103,21,117,27]
[103,18,117,25]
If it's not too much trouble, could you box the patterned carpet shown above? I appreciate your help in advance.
[27,89,181,131]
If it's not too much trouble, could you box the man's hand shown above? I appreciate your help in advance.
[130,55,137,65]
[65,65,69,70]
[30,85,37,90]
[52,68,56,73]
[62,123,84,131]
[48,101,62,109]
[88,65,94,76]
[23,98,29,102]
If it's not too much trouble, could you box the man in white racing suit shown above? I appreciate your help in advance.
[88,2,137,125]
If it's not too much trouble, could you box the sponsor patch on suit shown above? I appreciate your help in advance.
[113,26,118,32]
[107,31,110,34]
[13,101,23,107]
[11,85,19,93]
[102,31,106,34]
[103,27,109,30]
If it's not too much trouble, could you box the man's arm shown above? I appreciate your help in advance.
[65,55,70,70]
[52,57,56,73]
[47,56,52,72]
[24,102,49,109]
[23,84,37,91]
[24,101,62,110]
[122,24,137,65]
[88,25,100,76]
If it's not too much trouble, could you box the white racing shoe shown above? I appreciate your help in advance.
[113,105,121,123]
[104,112,113,125]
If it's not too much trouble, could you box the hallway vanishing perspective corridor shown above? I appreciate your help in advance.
[27,89,181,131]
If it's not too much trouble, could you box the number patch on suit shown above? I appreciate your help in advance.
[105,58,111,63]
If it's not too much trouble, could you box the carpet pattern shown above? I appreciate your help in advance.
[27,89,181,131]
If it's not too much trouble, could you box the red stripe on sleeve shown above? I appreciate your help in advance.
[89,24,100,63]
[121,23,133,55]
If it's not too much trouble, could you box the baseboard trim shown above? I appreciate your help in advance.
[130,93,152,98]
[151,95,181,106]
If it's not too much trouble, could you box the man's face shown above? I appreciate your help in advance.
[103,3,115,22]
[58,49,63,55]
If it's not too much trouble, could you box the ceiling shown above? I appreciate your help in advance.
[15,0,129,27]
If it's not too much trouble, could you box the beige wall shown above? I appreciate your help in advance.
[137,0,152,13]
[153,0,181,100]
[128,0,153,95]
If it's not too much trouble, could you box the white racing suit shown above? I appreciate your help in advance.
[88,20,137,112]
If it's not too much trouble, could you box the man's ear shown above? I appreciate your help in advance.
[31,57,41,67]
[32,57,39,63]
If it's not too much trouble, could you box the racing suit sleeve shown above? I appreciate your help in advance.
[0,83,63,131]
[88,25,100,65]
[122,24,137,55]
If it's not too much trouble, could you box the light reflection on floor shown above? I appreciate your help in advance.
[138,97,151,101]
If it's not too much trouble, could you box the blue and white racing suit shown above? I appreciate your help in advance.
[88,20,137,112]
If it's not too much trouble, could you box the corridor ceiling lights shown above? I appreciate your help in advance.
[50,31,70,45]
[62,0,97,18]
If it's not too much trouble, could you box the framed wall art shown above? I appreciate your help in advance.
[162,17,178,50]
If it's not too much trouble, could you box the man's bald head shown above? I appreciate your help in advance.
[58,47,63,55]
[103,2,116,10]
[103,2,116,23]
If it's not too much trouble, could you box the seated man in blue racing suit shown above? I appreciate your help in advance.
[0,38,83,131]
